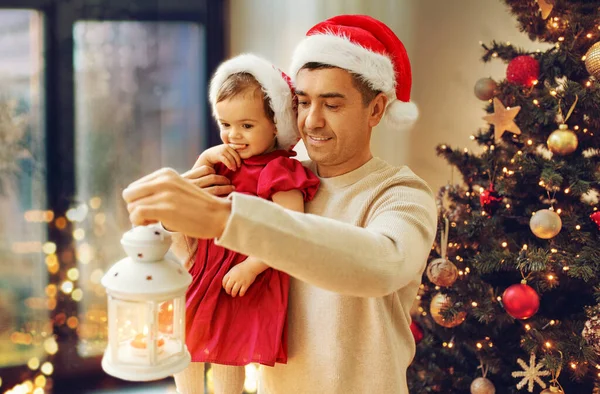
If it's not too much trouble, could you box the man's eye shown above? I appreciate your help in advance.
[298,101,310,108]
[325,104,339,110]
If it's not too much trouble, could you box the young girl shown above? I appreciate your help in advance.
[172,54,319,394]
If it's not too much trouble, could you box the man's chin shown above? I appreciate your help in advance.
[304,147,327,162]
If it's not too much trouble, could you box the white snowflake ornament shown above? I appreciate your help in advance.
[511,353,551,392]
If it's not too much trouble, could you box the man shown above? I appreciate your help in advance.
[123,15,437,394]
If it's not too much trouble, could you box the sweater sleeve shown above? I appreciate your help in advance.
[214,178,437,297]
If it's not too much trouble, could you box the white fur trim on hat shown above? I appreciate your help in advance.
[290,34,418,128]
[209,54,300,151]
[385,99,419,126]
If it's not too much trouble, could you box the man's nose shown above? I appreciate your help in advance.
[304,106,325,130]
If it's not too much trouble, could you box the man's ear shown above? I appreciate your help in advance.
[368,92,388,128]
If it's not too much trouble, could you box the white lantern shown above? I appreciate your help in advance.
[101,224,192,381]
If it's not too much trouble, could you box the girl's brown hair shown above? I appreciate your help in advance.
[216,72,275,123]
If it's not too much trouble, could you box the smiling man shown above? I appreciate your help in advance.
[123,15,437,394]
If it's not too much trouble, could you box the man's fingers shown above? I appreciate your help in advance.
[186,173,232,189]
[126,167,178,189]
[128,202,168,226]
[181,165,215,179]
[123,171,180,203]
[204,185,235,196]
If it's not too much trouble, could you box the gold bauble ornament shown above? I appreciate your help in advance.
[541,387,564,394]
[426,258,459,287]
[430,292,466,328]
[474,78,498,101]
[470,377,496,394]
[547,124,578,155]
[585,41,600,79]
[530,208,562,239]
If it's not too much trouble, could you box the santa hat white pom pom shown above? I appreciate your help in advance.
[385,99,419,128]
[291,15,420,131]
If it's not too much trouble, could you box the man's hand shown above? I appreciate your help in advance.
[222,260,261,297]
[200,144,242,171]
[181,165,235,197]
[122,168,231,239]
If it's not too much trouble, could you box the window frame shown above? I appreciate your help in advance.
[0,0,225,388]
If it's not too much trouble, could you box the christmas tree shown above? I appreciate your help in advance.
[408,1,600,393]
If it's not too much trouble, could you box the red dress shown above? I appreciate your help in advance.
[185,149,319,366]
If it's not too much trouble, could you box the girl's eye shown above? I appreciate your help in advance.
[220,123,230,128]
[242,124,253,129]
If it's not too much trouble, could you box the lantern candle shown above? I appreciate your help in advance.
[130,326,165,357]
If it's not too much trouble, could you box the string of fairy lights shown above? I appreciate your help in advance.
[1,195,262,394]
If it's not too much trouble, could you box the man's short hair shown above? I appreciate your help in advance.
[300,62,382,106]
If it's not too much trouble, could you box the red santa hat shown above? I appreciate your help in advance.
[289,14,418,127]
[209,54,300,151]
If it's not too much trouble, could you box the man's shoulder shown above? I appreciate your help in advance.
[368,159,435,202]
[372,159,427,186]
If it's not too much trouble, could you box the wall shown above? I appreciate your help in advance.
[228,0,544,192]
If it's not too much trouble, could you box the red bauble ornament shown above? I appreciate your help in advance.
[591,211,600,230]
[480,184,503,214]
[506,56,540,87]
[410,321,424,344]
[502,283,540,319]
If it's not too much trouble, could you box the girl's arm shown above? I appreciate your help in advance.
[222,189,304,297]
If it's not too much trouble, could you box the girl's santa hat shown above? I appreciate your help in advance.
[209,54,300,151]
[289,14,418,127]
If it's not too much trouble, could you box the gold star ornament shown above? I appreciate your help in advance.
[536,0,553,20]
[483,98,522,142]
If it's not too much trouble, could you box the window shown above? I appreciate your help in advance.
[73,20,205,357]
[0,9,48,369]
[0,1,224,391]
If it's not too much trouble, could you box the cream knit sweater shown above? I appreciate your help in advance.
[215,157,437,394]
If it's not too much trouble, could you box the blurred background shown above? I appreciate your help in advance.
[0,0,545,393]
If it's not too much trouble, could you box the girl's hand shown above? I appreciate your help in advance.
[222,261,259,297]
[202,144,242,171]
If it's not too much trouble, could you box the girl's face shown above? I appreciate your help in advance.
[216,88,277,159]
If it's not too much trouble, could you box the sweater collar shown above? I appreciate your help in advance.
[310,157,385,189]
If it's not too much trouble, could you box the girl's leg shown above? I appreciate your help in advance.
[212,364,245,394]
[174,362,206,394]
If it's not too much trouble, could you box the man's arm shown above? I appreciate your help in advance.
[123,169,436,298]
[229,189,305,277]
[215,184,437,298]
[222,189,305,297]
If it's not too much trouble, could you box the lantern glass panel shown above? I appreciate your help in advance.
[113,298,156,365]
